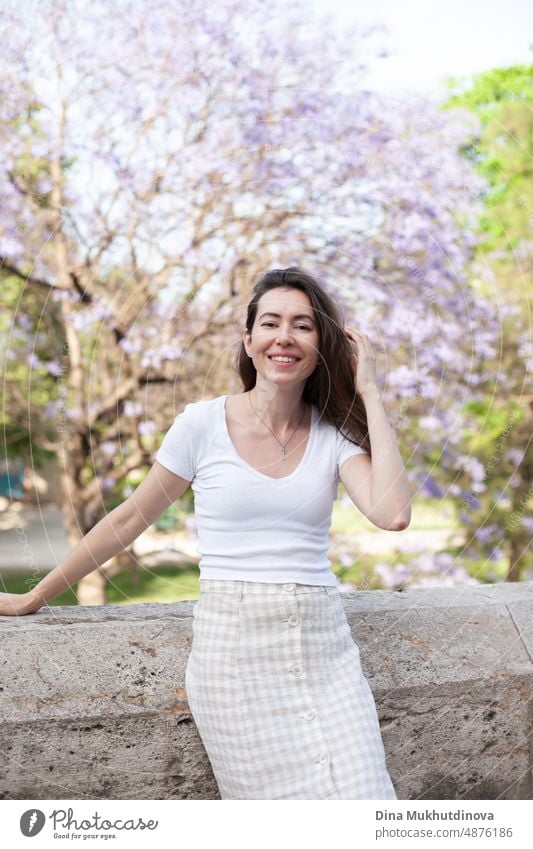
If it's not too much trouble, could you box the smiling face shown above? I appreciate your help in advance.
[243,287,321,387]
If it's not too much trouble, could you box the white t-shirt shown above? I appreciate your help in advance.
[155,394,368,587]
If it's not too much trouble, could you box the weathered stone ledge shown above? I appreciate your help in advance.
[1,582,532,800]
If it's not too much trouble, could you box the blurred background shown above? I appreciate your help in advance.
[1,0,531,606]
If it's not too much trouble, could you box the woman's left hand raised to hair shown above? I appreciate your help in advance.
[344,327,379,398]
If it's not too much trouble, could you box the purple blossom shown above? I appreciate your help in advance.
[123,400,143,417]
[141,354,162,369]
[141,344,183,369]
[69,299,114,332]
[461,456,486,483]
[410,575,451,588]
[138,420,156,436]
[474,523,501,543]
[16,314,33,331]
[434,552,454,570]
[421,476,444,497]
[26,352,42,368]
[506,448,525,466]
[43,400,60,418]
[416,553,439,574]
[369,551,485,590]
[46,360,65,377]
[118,337,143,354]
[372,561,412,589]
[419,415,442,432]
[69,311,95,332]
[373,563,398,588]
[386,366,422,392]
[393,563,412,583]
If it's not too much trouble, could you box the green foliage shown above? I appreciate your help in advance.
[443,64,533,252]
[461,400,524,453]
[444,65,533,109]
[153,501,181,532]
[0,275,64,464]
[439,65,532,579]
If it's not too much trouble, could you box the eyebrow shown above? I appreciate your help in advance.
[258,312,316,324]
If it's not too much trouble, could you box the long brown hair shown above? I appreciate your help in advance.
[234,267,371,457]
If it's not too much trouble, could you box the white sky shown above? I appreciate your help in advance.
[311,0,532,100]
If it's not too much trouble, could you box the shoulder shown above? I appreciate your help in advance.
[313,407,343,438]
[181,396,222,418]
[314,409,366,455]
[164,395,222,436]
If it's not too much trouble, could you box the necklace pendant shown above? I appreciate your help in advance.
[281,446,286,461]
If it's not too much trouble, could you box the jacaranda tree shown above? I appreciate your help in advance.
[1,0,519,602]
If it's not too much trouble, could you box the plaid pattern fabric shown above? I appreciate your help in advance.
[185,580,397,800]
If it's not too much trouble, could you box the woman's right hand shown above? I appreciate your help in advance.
[0,592,43,617]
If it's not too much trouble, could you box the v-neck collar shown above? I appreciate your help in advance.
[221,394,316,483]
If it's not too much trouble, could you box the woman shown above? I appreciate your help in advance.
[0,267,411,800]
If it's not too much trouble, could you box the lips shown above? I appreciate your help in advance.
[267,355,301,361]
[267,355,302,369]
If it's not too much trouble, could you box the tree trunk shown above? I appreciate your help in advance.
[507,536,521,582]
[76,567,107,605]
[506,405,533,582]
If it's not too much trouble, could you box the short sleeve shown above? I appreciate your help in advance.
[155,404,196,481]
[336,428,368,477]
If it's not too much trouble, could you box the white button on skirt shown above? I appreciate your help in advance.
[185,579,397,800]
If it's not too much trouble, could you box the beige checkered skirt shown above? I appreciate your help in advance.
[185,579,397,800]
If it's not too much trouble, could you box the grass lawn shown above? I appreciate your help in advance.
[0,564,202,607]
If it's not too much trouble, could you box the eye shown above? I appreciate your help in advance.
[261,322,312,331]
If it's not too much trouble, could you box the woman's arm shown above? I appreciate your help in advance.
[339,386,412,530]
[0,461,191,616]
[340,327,412,530]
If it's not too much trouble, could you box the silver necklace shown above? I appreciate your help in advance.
[248,392,307,461]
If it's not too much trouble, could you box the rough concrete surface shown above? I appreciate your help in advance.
[1,583,532,800]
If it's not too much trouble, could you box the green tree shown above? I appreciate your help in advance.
[443,63,533,580]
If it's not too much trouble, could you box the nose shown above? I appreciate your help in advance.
[275,325,294,343]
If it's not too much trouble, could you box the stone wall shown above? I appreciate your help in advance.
[1,583,532,800]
